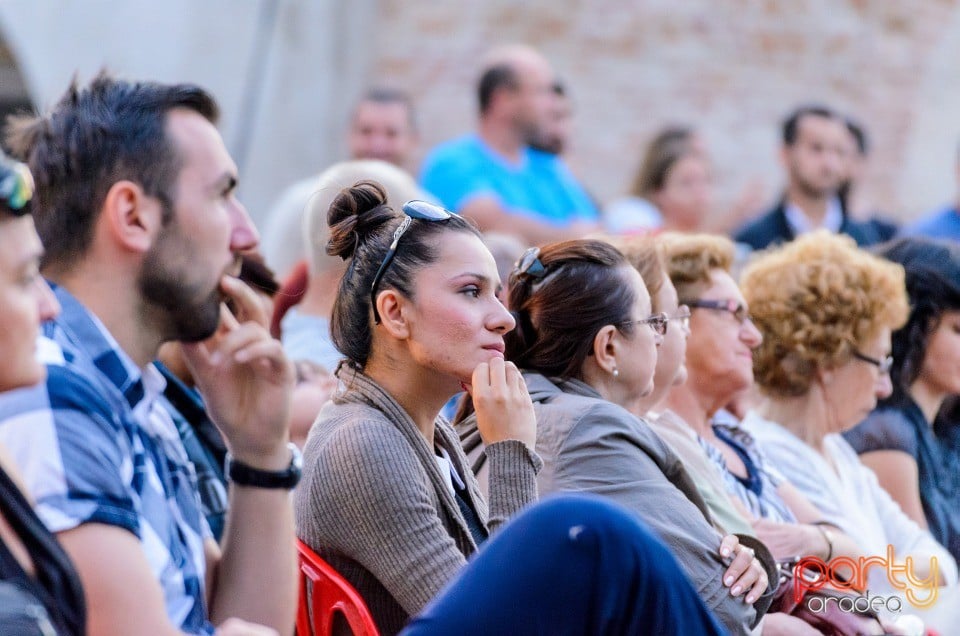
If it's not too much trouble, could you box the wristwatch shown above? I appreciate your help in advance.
[225,443,303,490]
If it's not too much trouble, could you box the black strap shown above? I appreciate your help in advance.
[0,467,86,635]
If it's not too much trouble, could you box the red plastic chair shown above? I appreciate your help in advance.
[295,538,380,636]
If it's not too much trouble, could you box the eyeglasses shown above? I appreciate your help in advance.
[370,200,456,324]
[682,298,752,325]
[623,312,669,336]
[668,305,691,331]
[851,349,894,375]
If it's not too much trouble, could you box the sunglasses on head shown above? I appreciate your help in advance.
[0,159,33,216]
[514,246,547,280]
[370,200,456,324]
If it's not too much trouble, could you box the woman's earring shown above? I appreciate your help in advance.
[612,367,619,378]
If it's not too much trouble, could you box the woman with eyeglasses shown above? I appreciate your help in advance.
[844,238,960,564]
[738,231,957,595]
[464,238,775,635]
[293,182,729,636]
[614,226,848,634]
[657,233,887,576]
[613,235,758,538]
[0,154,84,634]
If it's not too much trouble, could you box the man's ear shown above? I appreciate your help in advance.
[591,325,620,376]
[101,180,165,254]
[376,289,411,340]
[778,145,790,171]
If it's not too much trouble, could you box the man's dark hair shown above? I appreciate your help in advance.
[353,86,417,131]
[845,117,869,156]
[782,104,836,146]
[477,64,519,115]
[4,71,219,271]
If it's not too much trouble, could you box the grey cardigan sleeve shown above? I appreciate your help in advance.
[297,420,467,617]
[482,439,542,531]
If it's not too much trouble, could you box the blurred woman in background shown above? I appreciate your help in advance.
[606,127,713,235]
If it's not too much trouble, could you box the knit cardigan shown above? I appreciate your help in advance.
[293,365,541,635]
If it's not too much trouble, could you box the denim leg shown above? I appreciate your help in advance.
[402,493,729,636]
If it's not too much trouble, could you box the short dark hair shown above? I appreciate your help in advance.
[505,239,637,380]
[477,64,519,115]
[326,181,480,368]
[782,104,836,146]
[353,86,417,131]
[5,72,219,271]
[876,238,960,396]
[845,117,869,156]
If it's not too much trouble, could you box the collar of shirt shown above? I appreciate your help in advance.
[784,197,843,236]
[434,445,465,495]
[48,283,167,410]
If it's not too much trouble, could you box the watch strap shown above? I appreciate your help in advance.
[225,442,302,490]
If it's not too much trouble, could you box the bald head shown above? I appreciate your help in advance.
[476,44,556,144]
[482,44,551,75]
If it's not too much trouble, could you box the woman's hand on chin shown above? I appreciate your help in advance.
[467,358,537,449]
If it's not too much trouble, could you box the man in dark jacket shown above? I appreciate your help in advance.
[734,105,884,250]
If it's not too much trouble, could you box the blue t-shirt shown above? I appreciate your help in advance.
[902,206,960,241]
[420,134,599,226]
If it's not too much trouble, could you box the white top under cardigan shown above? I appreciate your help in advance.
[741,411,958,596]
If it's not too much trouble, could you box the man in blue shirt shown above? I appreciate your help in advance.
[903,145,960,240]
[0,74,298,634]
[421,45,599,245]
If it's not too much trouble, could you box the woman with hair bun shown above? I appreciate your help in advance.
[293,182,728,636]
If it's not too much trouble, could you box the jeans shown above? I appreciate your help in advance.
[403,494,728,635]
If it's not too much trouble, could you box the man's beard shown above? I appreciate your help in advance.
[518,116,545,149]
[139,238,225,344]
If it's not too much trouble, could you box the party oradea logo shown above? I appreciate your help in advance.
[794,545,939,614]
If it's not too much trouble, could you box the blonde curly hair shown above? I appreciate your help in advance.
[658,232,735,301]
[740,231,909,397]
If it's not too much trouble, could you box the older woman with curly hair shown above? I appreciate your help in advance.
[739,231,957,595]
[658,232,909,570]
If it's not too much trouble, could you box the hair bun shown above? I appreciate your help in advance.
[326,180,396,260]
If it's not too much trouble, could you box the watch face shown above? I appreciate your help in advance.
[290,443,304,471]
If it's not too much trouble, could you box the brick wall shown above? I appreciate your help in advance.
[371,0,960,226]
